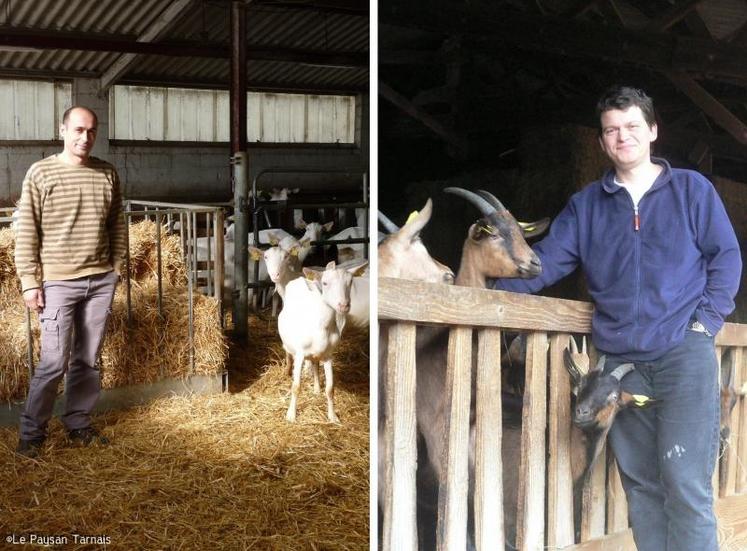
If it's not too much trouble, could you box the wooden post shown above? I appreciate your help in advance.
[580,346,606,541]
[384,322,418,551]
[474,328,504,550]
[725,347,744,495]
[437,326,472,551]
[516,332,548,550]
[734,348,747,493]
[606,459,628,534]
[547,333,575,548]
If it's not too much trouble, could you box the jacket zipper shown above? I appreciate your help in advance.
[628,196,641,351]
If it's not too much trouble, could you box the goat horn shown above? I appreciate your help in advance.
[378,211,400,234]
[443,187,495,217]
[609,363,636,381]
[475,189,507,212]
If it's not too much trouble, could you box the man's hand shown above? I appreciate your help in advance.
[23,288,44,312]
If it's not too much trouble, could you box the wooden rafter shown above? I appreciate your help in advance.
[379,81,468,157]
[644,0,705,32]
[381,4,747,84]
[665,71,747,145]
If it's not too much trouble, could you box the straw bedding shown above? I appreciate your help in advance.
[0,325,370,550]
[0,221,370,549]
[0,221,226,402]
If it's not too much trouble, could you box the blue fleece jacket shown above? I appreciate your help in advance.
[492,158,742,361]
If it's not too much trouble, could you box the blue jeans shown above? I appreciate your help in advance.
[605,329,720,551]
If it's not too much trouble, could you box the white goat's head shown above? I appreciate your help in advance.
[378,198,455,284]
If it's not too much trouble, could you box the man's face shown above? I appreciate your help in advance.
[598,105,657,171]
[60,108,97,161]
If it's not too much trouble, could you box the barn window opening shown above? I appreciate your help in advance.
[0,79,72,141]
[109,85,356,144]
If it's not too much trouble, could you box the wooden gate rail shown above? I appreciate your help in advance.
[378,277,747,551]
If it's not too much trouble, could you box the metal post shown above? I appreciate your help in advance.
[156,211,163,319]
[233,152,249,337]
[363,172,369,259]
[214,209,224,326]
[206,211,213,296]
[231,0,248,340]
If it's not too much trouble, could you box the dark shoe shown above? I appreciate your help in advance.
[16,438,45,458]
[68,427,109,447]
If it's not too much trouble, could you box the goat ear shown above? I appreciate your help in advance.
[296,219,308,230]
[322,221,334,232]
[325,260,336,270]
[467,223,489,242]
[518,217,551,238]
[563,348,584,390]
[303,267,320,280]
[348,262,368,276]
[267,232,281,246]
[248,246,263,261]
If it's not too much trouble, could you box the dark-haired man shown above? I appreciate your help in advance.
[14,106,125,458]
[492,86,741,550]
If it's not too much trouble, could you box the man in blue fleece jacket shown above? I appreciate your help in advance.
[492,86,741,551]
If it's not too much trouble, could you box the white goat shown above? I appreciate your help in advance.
[278,260,368,423]
[248,241,306,300]
[269,187,300,201]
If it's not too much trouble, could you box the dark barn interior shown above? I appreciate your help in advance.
[379,0,747,321]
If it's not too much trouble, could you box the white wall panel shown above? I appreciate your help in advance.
[0,79,69,140]
[110,85,355,144]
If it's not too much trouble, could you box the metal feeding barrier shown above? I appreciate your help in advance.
[0,203,226,426]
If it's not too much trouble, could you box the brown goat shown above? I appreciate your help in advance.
[409,188,549,549]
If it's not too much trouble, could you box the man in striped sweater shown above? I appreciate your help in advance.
[14,106,126,458]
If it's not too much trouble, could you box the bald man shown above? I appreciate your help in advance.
[14,106,126,458]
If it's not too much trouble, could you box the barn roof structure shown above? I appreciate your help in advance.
[0,0,368,94]
[380,0,747,181]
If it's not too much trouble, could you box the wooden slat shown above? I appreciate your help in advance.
[735,348,747,493]
[474,328,504,551]
[379,279,747,346]
[547,333,575,549]
[384,322,418,551]
[580,346,606,540]
[379,278,593,333]
[516,332,548,551]
[437,326,473,551]
[725,347,744,495]
[606,459,628,534]
[716,324,747,348]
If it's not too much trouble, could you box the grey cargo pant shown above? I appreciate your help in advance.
[19,271,118,440]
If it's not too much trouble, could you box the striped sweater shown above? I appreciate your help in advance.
[14,154,126,292]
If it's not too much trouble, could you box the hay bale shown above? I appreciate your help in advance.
[0,221,226,403]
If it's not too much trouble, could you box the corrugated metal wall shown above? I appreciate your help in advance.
[0,80,71,139]
[111,85,355,143]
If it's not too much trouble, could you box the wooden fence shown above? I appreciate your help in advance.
[378,277,747,551]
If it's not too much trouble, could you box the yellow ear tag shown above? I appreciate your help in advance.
[405,210,419,224]
[631,394,653,407]
[523,225,536,232]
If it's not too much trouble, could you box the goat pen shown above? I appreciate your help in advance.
[378,277,747,551]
